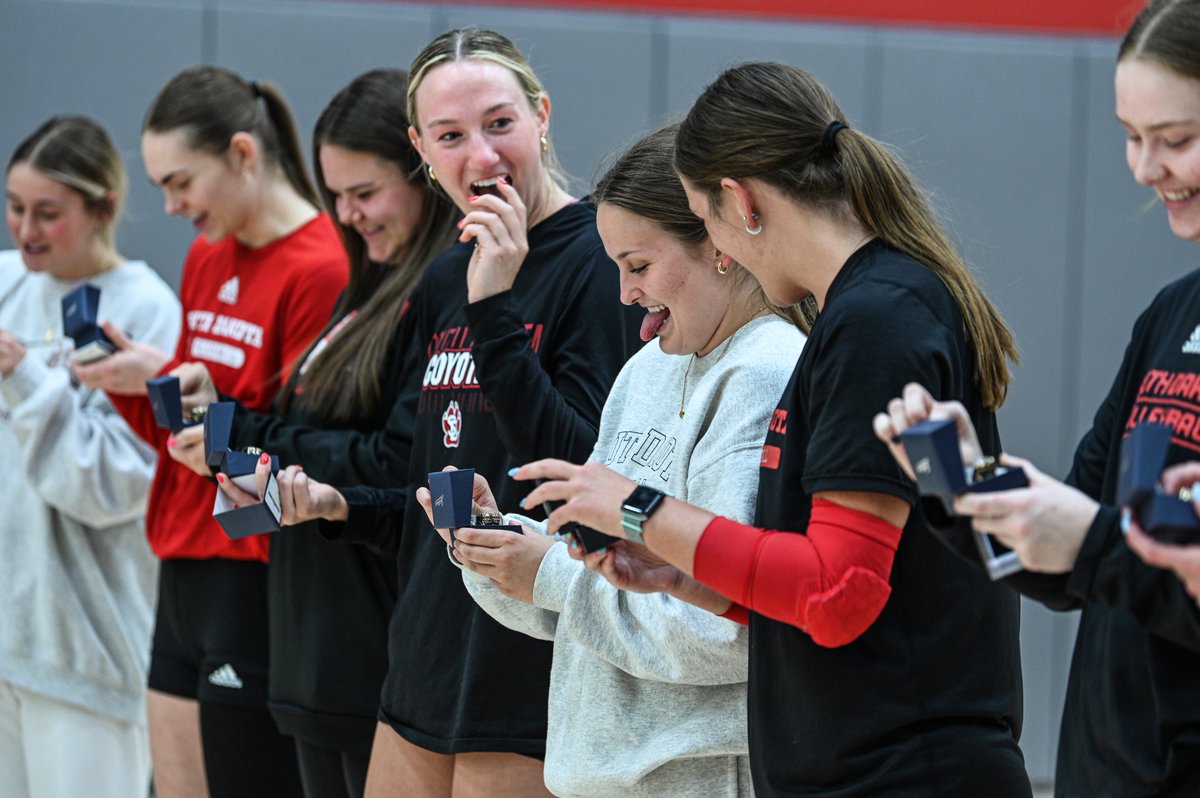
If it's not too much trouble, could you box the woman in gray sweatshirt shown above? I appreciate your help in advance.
[421,126,806,797]
[0,116,181,798]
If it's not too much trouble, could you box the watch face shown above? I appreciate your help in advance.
[623,485,663,514]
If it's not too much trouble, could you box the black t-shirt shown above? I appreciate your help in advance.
[750,241,1030,796]
[378,200,643,754]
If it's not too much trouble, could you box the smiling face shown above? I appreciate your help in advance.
[142,128,249,242]
[598,203,738,356]
[6,162,107,279]
[409,59,549,216]
[1116,57,1200,242]
[319,144,425,264]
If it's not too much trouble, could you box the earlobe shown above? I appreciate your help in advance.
[228,131,257,175]
[408,125,425,160]
[536,93,551,136]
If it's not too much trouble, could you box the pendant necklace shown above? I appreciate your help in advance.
[678,355,694,419]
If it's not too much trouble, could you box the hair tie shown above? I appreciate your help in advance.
[822,121,848,153]
[249,80,263,99]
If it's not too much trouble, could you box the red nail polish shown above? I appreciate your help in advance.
[468,195,480,202]
[499,176,511,185]
[260,452,270,465]
[456,219,465,228]
[234,503,241,509]
[216,473,226,483]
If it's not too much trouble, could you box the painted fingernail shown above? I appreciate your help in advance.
[507,467,519,477]
[216,473,226,483]
[468,195,480,202]
[234,503,241,509]
[596,547,607,555]
[500,176,512,185]
[518,498,527,508]
[457,219,465,229]
[167,436,178,447]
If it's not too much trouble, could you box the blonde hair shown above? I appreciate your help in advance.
[407,28,568,191]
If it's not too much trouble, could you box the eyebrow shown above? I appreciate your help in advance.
[334,180,378,194]
[426,102,517,129]
[613,249,644,262]
[4,192,61,208]
[1116,115,1198,132]
[150,169,185,189]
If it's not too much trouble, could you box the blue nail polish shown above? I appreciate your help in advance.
[518,498,526,508]
[596,547,607,555]
[507,467,519,477]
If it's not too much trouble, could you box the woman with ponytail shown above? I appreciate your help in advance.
[519,62,1030,796]
[75,64,348,798]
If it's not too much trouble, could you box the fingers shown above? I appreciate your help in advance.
[1158,461,1200,497]
[416,487,452,546]
[215,472,259,507]
[99,320,133,350]
[254,453,272,501]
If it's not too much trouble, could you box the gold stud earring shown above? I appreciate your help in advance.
[540,135,549,155]
[427,165,438,182]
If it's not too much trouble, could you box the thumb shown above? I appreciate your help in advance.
[255,452,273,500]
[100,320,134,350]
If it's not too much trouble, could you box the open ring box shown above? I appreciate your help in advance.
[428,468,523,546]
[203,400,281,538]
[899,418,1027,580]
[1118,422,1200,544]
[146,374,205,433]
[61,283,114,364]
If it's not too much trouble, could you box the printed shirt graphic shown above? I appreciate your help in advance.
[420,322,544,449]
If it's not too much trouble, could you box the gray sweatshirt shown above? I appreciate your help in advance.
[463,314,805,797]
[0,251,181,723]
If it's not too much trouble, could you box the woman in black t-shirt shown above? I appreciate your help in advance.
[520,63,1030,796]
[877,1,1200,794]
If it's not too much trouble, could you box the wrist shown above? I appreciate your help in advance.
[325,491,350,522]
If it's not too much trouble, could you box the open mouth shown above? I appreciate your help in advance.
[1162,187,1200,203]
[640,304,670,342]
[471,175,511,198]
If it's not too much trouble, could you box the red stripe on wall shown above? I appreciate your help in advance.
[398,0,1141,34]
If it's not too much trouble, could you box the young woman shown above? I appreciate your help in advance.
[74,65,348,798]
[519,63,1031,796]
[0,115,180,798]
[167,67,460,798]
[219,27,644,798]
[413,124,805,796]
[877,1,1200,793]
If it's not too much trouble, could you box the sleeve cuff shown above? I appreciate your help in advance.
[462,290,522,342]
[532,541,575,612]
[1066,504,1120,601]
[0,352,50,407]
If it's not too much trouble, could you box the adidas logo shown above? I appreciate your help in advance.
[217,276,240,305]
[1183,325,1200,355]
[208,663,244,689]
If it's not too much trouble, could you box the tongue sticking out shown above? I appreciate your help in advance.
[640,307,670,342]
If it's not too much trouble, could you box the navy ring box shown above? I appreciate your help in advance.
[1118,422,1200,544]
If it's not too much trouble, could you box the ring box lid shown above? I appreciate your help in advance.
[204,402,237,469]
[1118,422,1200,544]
[61,283,113,351]
[428,469,477,529]
[147,375,196,431]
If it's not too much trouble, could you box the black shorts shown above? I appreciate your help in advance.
[149,558,271,708]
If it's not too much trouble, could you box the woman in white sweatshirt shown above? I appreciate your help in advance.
[0,115,181,798]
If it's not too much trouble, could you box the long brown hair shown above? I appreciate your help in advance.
[277,69,460,423]
[143,64,319,206]
[675,62,1018,410]
[594,125,809,333]
[1119,0,1200,78]
[8,115,126,249]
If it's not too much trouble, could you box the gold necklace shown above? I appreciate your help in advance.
[678,355,694,419]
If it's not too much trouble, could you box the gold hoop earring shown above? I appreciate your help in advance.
[427,165,438,183]
[540,135,549,155]
[715,256,729,275]
[743,213,763,236]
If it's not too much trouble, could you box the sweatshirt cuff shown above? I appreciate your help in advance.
[317,486,381,542]
[1066,504,1120,602]
[462,289,522,343]
[532,541,574,612]
[0,351,50,408]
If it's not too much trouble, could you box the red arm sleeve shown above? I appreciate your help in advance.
[719,602,751,626]
[693,497,903,647]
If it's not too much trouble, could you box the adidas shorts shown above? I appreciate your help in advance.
[149,558,271,708]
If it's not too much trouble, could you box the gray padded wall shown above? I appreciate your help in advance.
[7,0,1195,789]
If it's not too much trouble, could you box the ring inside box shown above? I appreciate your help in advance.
[899,418,1025,580]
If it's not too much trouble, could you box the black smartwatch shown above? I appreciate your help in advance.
[620,485,665,545]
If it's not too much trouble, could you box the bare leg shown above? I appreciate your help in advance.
[363,722,453,798]
[148,689,208,798]
[452,752,550,798]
